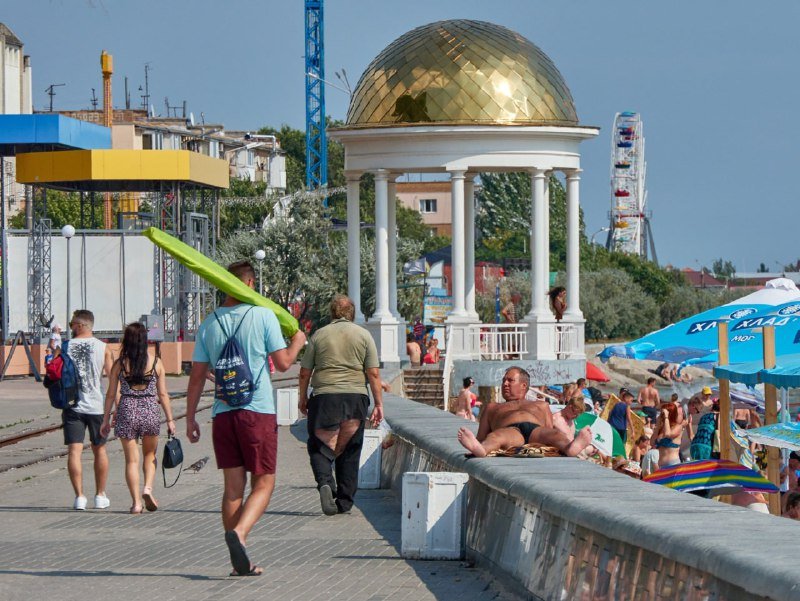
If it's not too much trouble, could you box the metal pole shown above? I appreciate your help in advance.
[0,158,5,341]
[66,237,71,337]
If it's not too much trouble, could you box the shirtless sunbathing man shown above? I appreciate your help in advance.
[457,367,593,458]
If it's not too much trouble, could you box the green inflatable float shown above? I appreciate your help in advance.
[143,227,299,337]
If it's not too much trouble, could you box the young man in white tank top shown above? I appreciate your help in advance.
[63,310,114,510]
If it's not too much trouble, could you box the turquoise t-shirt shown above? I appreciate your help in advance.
[193,304,286,416]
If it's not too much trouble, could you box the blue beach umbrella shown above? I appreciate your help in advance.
[599,279,800,367]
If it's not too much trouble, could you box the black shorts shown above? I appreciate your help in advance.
[307,393,369,432]
[63,408,107,446]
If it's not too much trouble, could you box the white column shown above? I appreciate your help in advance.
[465,176,478,319]
[543,172,551,286]
[449,170,467,317]
[373,170,391,319]
[388,175,399,318]
[565,169,583,319]
[346,172,364,322]
[530,169,549,318]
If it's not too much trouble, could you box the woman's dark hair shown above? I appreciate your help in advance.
[548,286,566,303]
[119,322,150,384]
[463,377,473,388]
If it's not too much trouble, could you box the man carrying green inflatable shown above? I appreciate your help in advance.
[185,259,306,577]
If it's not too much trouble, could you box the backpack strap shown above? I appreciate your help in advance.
[213,306,255,340]
[232,306,255,338]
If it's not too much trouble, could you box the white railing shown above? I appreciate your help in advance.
[555,323,579,359]
[469,323,529,361]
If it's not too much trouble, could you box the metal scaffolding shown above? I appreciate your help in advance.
[27,213,52,341]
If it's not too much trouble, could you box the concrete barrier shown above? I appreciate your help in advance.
[381,394,800,601]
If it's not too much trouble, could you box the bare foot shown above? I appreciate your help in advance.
[457,427,487,457]
[564,426,594,457]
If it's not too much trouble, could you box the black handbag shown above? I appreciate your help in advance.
[162,434,184,488]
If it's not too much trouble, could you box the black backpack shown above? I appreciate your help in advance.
[213,307,265,408]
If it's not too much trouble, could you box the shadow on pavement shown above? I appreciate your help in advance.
[0,569,229,581]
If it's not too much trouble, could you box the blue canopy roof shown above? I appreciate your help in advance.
[0,114,111,155]
[715,353,800,389]
[714,359,765,386]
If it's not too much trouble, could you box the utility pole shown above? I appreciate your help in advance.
[45,83,65,112]
[140,63,151,112]
[90,88,98,110]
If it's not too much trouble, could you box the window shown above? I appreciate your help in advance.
[419,198,437,213]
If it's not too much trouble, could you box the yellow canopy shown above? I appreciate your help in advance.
[16,149,229,192]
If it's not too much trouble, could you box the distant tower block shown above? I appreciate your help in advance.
[607,112,657,263]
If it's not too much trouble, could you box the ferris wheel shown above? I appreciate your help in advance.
[607,112,657,263]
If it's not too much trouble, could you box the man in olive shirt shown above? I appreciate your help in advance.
[298,295,384,516]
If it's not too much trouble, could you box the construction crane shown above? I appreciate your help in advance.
[304,0,327,193]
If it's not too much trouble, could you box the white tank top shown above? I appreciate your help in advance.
[66,337,107,414]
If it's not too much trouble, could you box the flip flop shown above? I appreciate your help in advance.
[229,566,262,577]
[224,530,251,576]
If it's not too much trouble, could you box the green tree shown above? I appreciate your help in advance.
[580,269,660,340]
[712,258,736,278]
[9,189,123,229]
[475,173,574,270]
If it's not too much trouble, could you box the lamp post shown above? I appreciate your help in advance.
[254,249,266,295]
[62,225,75,337]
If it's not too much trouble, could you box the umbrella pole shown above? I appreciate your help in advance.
[717,322,733,505]
[763,326,781,516]
[717,322,732,463]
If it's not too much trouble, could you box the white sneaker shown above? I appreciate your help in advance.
[93,493,110,509]
[73,495,87,510]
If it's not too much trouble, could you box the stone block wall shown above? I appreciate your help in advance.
[381,395,796,601]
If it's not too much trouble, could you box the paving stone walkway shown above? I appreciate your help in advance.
[0,408,517,601]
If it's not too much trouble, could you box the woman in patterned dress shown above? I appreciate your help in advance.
[101,323,176,514]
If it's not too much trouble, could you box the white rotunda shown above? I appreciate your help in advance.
[330,19,598,366]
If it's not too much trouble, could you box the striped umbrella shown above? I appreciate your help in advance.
[643,459,778,496]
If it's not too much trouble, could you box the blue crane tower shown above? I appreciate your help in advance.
[304,0,327,192]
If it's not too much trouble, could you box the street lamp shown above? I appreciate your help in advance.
[62,225,75,336]
[254,249,266,295]
[590,226,610,247]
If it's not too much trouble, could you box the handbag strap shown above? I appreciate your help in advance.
[162,436,183,489]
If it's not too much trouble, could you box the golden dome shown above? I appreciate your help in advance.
[346,20,578,128]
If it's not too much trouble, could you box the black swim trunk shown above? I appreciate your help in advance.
[641,406,659,423]
[508,421,538,441]
[63,408,106,446]
[735,419,748,429]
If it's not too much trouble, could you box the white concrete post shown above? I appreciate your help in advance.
[388,176,399,318]
[374,170,391,319]
[543,172,551,286]
[346,172,364,322]
[449,170,467,317]
[530,168,549,318]
[565,170,583,319]
[465,176,478,319]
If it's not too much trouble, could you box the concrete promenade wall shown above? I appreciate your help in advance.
[381,395,800,601]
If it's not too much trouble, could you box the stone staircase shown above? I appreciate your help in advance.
[402,366,444,409]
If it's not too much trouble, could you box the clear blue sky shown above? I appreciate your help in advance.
[5,0,799,271]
